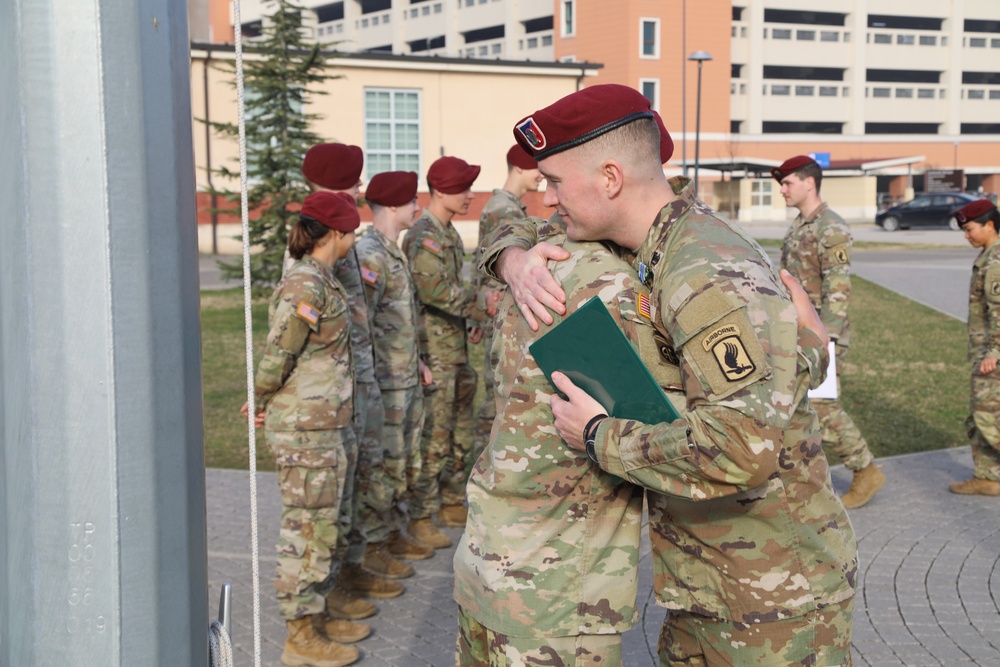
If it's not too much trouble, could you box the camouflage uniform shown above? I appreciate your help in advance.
[480,177,858,665]
[966,238,1000,481]
[455,218,662,656]
[254,256,355,620]
[333,249,384,566]
[472,189,526,464]
[781,202,873,471]
[356,226,426,538]
[402,209,484,518]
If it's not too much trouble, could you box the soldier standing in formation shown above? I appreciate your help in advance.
[355,171,438,564]
[773,155,886,509]
[402,156,492,545]
[244,191,364,667]
[951,199,1000,496]
[299,144,408,624]
[482,84,858,666]
[471,144,542,464]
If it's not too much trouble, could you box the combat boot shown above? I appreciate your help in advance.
[437,503,468,528]
[386,529,434,561]
[949,477,1000,496]
[281,615,359,667]
[316,612,371,644]
[324,584,377,621]
[408,517,452,549]
[363,542,414,579]
[340,563,405,599]
[841,463,886,509]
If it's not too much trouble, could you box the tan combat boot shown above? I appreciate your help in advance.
[437,503,468,528]
[340,562,405,599]
[386,529,434,561]
[363,541,414,579]
[317,612,371,644]
[281,615,359,667]
[324,584,377,621]
[949,477,1000,496]
[841,463,887,509]
[408,517,452,549]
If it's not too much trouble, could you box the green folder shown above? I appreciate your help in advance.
[529,297,682,425]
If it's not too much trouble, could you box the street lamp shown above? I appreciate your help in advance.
[688,50,712,197]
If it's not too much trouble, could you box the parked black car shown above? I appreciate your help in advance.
[875,193,978,231]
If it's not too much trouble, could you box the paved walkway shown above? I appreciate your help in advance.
[207,445,1000,666]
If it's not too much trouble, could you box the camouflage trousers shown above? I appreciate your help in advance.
[472,328,497,469]
[812,347,872,471]
[335,380,383,565]
[456,607,623,667]
[267,428,351,621]
[966,365,1000,481]
[658,597,854,667]
[376,385,426,538]
[411,360,477,518]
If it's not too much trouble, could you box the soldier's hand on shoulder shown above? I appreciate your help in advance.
[497,243,570,331]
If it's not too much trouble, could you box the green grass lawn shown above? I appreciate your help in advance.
[201,276,969,470]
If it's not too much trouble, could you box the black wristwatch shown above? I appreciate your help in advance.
[583,413,608,463]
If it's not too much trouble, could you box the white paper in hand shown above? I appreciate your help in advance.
[808,342,838,400]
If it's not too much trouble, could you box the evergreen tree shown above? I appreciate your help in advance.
[208,0,336,290]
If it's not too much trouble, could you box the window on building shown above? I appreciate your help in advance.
[422,5,430,15]
[763,121,843,133]
[764,9,846,26]
[384,13,390,23]
[771,85,790,95]
[372,15,379,25]
[844,31,851,42]
[764,65,844,81]
[872,87,891,97]
[542,34,553,46]
[842,86,850,96]
[411,8,418,17]
[731,120,742,133]
[963,123,1000,133]
[940,89,947,98]
[896,88,913,98]
[868,15,943,31]
[965,19,1000,33]
[796,85,815,96]
[970,37,987,48]
[872,33,891,44]
[969,89,985,99]
[527,36,538,48]
[797,30,816,40]
[640,18,660,58]
[751,181,772,207]
[492,43,502,54]
[820,30,839,42]
[361,18,369,27]
[990,90,1000,99]
[917,88,935,98]
[562,0,575,37]
[819,86,838,96]
[772,28,791,39]
[640,78,659,110]
[435,3,442,12]
[942,36,948,46]
[866,122,939,134]
[741,26,747,37]
[478,45,488,55]
[919,35,936,45]
[992,38,1000,48]
[365,89,421,180]
[897,34,915,45]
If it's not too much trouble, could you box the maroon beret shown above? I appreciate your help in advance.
[513,84,659,161]
[954,199,998,225]
[365,171,418,207]
[651,110,674,164]
[302,143,364,190]
[771,155,818,183]
[300,191,360,233]
[506,144,538,170]
[427,156,481,194]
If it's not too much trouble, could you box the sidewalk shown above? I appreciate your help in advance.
[206,445,1000,666]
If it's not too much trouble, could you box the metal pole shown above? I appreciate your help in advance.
[1,0,208,664]
[694,60,704,196]
[681,0,688,176]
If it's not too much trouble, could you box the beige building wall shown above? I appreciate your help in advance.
[190,48,593,253]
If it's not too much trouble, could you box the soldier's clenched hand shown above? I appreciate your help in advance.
[550,371,605,451]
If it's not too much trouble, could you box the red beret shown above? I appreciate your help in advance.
[513,84,660,161]
[651,110,674,164]
[954,199,998,225]
[427,156,481,194]
[302,143,364,190]
[506,144,538,170]
[771,156,818,183]
[365,171,418,207]
[300,191,360,233]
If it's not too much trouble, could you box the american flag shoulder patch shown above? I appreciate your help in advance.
[360,265,379,285]
[638,293,651,319]
[296,301,320,325]
[421,238,442,254]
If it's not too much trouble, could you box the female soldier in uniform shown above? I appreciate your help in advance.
[242,190,365,667]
